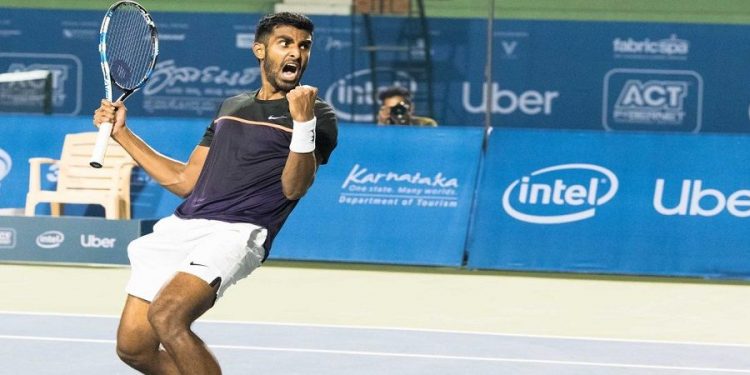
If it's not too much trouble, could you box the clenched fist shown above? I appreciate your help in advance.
[286,85,317,122]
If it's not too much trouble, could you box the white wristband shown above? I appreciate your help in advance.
[289,117,316,153]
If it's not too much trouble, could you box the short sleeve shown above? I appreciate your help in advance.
[199,121,215,147]
[313,99,338,165]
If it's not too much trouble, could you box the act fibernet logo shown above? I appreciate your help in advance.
[0,53,83,115]
[603,69,703,132]
[502,163,619,224]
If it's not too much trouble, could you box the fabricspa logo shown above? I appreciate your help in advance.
[613,34,689,60]
[36,230,64,249]
[502,164,619,224]
[603,69,703,132]
[325,68,417,122]
[0,148,11,185]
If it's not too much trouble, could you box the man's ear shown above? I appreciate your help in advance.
[252,42,265,60]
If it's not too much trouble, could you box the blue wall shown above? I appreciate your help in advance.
[2,8,750,132]
[2,116,750,279]
[3,8,750,279]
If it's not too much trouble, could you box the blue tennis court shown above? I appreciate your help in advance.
[2,311,749,374]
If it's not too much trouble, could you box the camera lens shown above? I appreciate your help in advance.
[389,102,410,125]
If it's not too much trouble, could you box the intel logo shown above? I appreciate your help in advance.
[324,68,417,122]
[36,230,65,249]
[502,164,618,224]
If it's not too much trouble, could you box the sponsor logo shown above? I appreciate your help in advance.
[159,33,186,42]
[142,60,261,115]
[494,31,528,59]
[462,82,559,115]
[654,179,750,217]
[502,164,618,224]
[324,68,417,122]
[324,36,352,51]
[0,228,16,248]
[80,234,116,248]
[0,52,83,115]
[46,163,59,183]
[0,148,11,185]
[0,19,21,37]
[36,230,64,249]
[613,34,689,60]
[339,164,459,208]
[235,33,254,49]
[61,20,98,40]
[603,69,703,132]
[62,28,98,40]
[268,115,287,120]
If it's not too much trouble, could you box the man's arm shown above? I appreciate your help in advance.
[282,85,320,200]
[281,151,317,200]
[94,100,207,197]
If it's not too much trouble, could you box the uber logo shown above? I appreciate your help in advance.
[603,68,703,132]
[80,234,116,248]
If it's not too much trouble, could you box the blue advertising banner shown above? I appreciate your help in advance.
[0,115,206,218]
[468,128,750,279]
[0,116,482,266]
[272,124,484,266]
[0,216,155,265]
[2,8,750,132]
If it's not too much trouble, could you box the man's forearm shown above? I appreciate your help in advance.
[281,151,317,200]
[112,127,195,197]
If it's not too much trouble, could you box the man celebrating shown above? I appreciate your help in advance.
[93,12,337,374]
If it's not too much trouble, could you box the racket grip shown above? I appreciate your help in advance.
[89,122,113,168]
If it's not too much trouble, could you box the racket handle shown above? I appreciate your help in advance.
[89,122,113,168]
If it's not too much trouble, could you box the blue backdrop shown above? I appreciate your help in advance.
[2,8,750,132]
[3,116,750,277]
[273,125,484,266]
[0,116,482,267]
[468,128,750,278]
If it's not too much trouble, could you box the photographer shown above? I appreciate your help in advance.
[376,86,437,126]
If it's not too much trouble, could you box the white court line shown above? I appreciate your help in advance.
[0,334,749,373]
[2,310,749,349]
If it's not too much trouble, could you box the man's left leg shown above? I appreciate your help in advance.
[147,272,221,375]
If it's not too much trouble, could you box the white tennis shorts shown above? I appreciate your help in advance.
[125,215,266,302]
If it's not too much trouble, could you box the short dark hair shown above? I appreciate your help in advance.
[378,86,412,105]
[255,12,314,44]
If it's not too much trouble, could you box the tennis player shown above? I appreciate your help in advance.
[92,12,337,374]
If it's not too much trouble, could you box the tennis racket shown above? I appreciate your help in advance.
[90,0,158,168]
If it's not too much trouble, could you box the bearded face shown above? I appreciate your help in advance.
[256,25,312,93]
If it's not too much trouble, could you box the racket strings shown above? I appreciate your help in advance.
[105,4,156,89]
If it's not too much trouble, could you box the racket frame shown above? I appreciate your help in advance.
[91,0,159,168]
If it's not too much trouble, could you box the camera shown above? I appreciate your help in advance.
[388,102,411,125]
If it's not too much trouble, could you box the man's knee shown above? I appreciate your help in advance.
[148,297,188,342]
[116,336,155,368]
